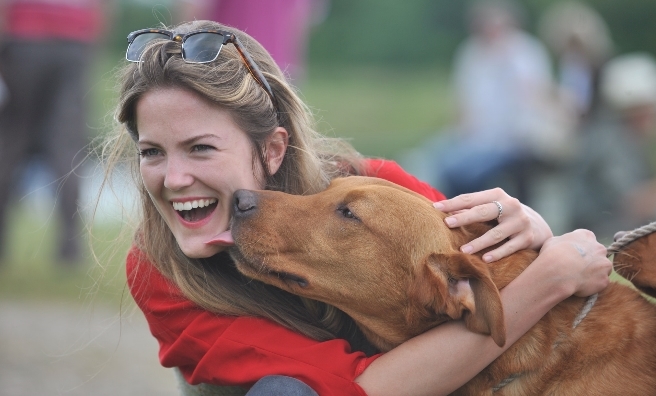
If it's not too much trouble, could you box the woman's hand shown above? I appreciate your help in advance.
[433,188,553,262]
[537,229,612,297]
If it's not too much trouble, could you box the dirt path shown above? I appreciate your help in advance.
[0,300,179,395]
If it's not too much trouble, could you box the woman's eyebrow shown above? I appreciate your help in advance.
[138,134,221,146]
[136,138,160,146]
[180,134,222,146]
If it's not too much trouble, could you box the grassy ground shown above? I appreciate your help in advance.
[301,64,455,159]
[0,205,132,303]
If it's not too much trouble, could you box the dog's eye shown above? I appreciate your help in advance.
[338,206,358,220]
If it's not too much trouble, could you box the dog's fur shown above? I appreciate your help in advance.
[229,176,656,395]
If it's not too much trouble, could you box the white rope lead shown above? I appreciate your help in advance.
[606,221,656,256]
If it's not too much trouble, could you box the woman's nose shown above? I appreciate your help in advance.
[163,160,194,191]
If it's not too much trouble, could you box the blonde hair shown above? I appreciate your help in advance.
[101,20,375,352]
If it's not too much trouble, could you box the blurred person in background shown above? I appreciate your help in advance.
[538,1,614,120]
[0,0,107,266]
[402,0,576,205]
[175,0,327,84]
[568,52,656,240]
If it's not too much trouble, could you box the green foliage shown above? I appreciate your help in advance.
[308,0,656,66]
[303,65,455,158]
[579,0,656,55]
[309,0,467,67]
[108,0,656,66]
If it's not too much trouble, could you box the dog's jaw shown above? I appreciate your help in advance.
[229,246,310,289]
[335,292,455,352]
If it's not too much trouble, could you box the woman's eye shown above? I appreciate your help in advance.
[191,144,214,153]
[139,148,160,157]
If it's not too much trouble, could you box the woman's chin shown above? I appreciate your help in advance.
[179,240,226,259]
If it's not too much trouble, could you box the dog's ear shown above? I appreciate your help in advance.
[411,252,506,347]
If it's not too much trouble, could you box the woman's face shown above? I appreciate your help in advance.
[136,87,287,258]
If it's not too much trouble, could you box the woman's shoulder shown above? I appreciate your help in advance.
[362,158,446,201]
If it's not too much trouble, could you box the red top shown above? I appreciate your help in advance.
[127,159,445,396]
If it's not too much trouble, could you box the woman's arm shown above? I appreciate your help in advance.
[126,247,376,396]
[356,229,612,396]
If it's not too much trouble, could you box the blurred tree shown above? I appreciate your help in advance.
[104,0,656,70]
[308,0,467,67]
[308,0,656,67]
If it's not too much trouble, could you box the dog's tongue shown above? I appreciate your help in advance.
[205,230,235,246]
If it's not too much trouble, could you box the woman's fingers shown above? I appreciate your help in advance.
[434,188,553,260]
[459,212,527,258]
[434,189,521,228]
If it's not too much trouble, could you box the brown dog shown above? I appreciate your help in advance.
[229,176,656,395]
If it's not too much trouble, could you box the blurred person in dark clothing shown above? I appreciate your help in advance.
[0,0,106,265]
[569,53,656,239]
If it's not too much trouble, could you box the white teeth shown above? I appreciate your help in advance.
[172,198,217,211]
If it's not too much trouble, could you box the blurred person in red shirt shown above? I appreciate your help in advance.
[0,0,108,265]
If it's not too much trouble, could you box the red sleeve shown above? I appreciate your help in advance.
[362,158,447,201]
[127,247,379,396]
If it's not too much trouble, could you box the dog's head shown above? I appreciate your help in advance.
[229,176,505,350]
[613,231,656,297]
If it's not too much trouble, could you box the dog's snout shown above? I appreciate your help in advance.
[233,190,258,217]
[614,231,627,242]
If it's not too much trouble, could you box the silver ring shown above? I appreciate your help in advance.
[492,200,503,221]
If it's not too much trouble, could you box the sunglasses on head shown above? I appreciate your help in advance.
[126,28,277,107]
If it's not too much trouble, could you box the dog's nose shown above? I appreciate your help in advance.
[233,189,258,217]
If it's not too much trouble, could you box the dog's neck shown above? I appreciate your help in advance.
[345,248,540,353]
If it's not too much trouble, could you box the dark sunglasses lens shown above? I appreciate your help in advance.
[183,33,224,63]
[127,32,169,61]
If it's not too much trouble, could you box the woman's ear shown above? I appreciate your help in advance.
[265,127,289,175]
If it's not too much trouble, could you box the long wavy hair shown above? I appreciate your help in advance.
[100,20,377,353]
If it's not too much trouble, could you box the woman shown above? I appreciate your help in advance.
[103,20,611,396]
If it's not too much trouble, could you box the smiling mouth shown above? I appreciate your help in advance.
[173,199,218,222]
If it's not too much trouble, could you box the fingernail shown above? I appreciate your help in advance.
[433,202,445,210]
[445,217,457,227]
[483,255,492,262]
[461,245,473,254]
